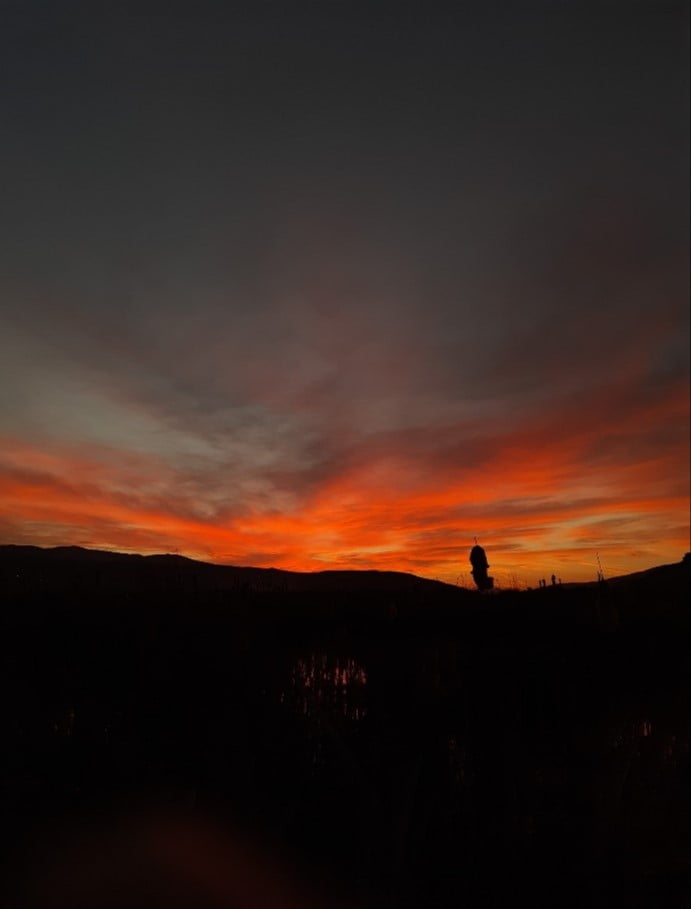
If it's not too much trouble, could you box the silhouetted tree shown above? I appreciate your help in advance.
[469,543,493,591]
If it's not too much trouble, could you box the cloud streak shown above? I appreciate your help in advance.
[0,3,687,584]
[1,346,687,584]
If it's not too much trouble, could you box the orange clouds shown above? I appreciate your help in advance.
[1,362,688,589]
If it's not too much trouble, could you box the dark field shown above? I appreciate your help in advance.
[1,549,689,908]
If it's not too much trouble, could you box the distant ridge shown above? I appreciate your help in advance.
[1,544,688,596]
[0,544,460,594]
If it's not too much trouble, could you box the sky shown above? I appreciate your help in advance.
[1,1,689,586]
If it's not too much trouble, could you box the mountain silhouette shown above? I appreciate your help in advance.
[0,544,461,595]
[1,543,688,600]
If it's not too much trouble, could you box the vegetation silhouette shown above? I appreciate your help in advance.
[469,541,494,590]
[1,546,689,908]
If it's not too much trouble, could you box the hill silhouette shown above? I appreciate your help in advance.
[0,544,459,595]
[1,543,689,908]
[2,543,688,598]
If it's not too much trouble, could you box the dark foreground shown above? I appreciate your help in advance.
[1,550,689,908]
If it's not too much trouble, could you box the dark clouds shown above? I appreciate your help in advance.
[1,2,688,581]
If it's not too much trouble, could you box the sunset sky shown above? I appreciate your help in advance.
[1,2,689,586]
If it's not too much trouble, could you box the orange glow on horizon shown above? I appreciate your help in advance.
[1,378,688,589]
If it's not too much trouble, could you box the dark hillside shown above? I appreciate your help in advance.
[1,546,688,908]
[0,544,457,596]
